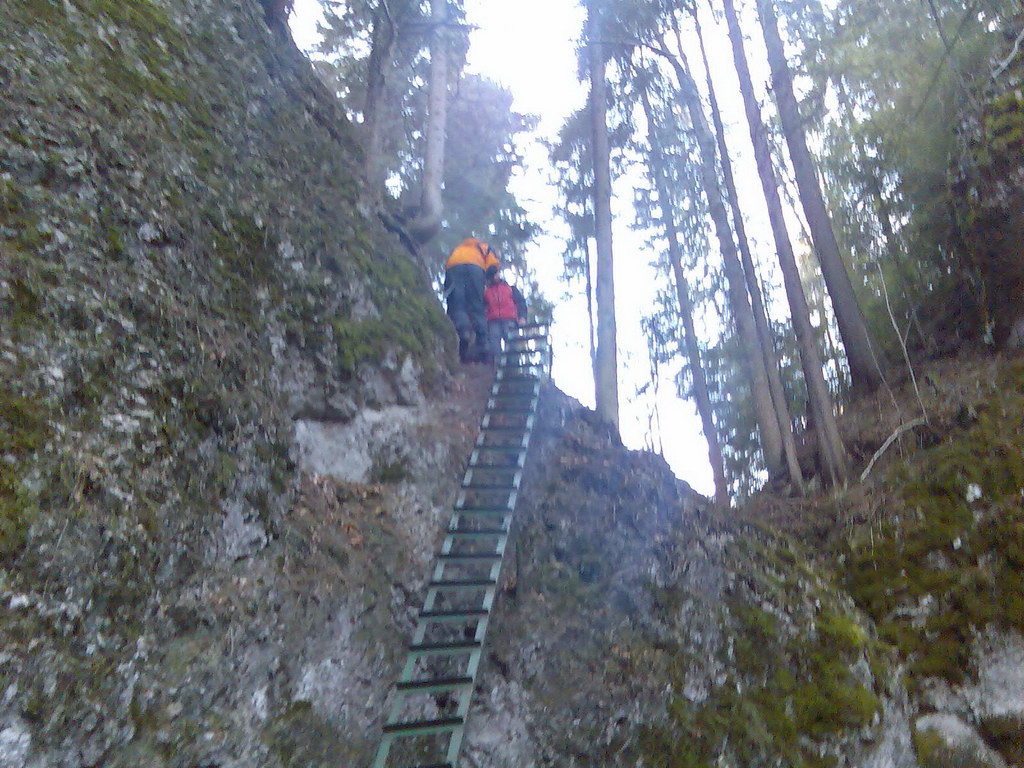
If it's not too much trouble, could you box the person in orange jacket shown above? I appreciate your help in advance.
[444,237,499,362]
[484,265,528,361]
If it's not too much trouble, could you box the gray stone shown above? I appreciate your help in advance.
[914,713,1009,768]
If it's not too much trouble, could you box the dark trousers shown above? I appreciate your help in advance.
[444,264,487,358]
[488,318,517,357]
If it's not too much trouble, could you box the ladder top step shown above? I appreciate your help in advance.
[395,675,473,693]
[382,715,464,735]
[500,347,547,355]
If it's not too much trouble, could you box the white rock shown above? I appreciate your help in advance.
[138,223,161,242]
[7,596,29,610]
[0,720,31,768]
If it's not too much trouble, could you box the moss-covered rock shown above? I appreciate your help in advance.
[0,0,451,763]
[979,713,1024,765]
[842,361,1024,691]
[469,390,908,767]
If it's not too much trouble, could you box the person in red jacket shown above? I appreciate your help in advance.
[483,266,528,362]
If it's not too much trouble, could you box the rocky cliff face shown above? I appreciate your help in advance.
[2,2,1023,768]
[1,0,454,764]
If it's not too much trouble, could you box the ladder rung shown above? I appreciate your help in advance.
[436,552,502,561]
[382,715,464,735]
[447,528,508,537]
[395,675,473,693]
[469,461,522,470]
[409,639,481,654]
[488,395,534,404]
[404,762,455,768]
[462,483,515,491]
[419,608,489,620]
[487,406,533,414]
[480,425,526,433]
[452,506,511,515]
[427,578,497,588]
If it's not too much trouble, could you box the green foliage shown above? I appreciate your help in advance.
[799,0,1023,350]
[434,74,540,275]
[316,1,539,272]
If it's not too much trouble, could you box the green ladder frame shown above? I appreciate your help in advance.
[372,323,551,768]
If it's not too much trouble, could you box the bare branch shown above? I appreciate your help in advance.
[860,418,926,483]
[992,24,1024,79]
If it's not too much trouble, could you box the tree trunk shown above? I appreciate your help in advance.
[721,0,849,484]
[757,0,883,391]
[640,90,730,507]
[588,6,620,430]
[690,14,804,493]
[407,0,449,244]
[663,56,786,478]
[361,8,397,208]
[584,237,598,383]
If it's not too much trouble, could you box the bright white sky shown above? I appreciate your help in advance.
[288,0,755,496]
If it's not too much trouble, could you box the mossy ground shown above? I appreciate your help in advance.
[742,354,1024,764]
[638,534,884,768]
[842,360,1024,688]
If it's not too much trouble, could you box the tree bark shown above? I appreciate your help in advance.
[361,7,397,208]
[588,6,620,430]
[407,0,449,244]
[690,12,804,493]
[757,0,883,391]
[663,56,786,478]
[640,88,730,507]
[584,237,598,383]
[721,0,849,483]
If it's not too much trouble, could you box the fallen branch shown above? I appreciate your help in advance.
[992,25,1024,80]
[860,418,926,483]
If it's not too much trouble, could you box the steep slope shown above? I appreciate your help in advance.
[457,387,915,768]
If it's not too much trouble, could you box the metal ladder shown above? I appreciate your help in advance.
[372,322,551,768]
